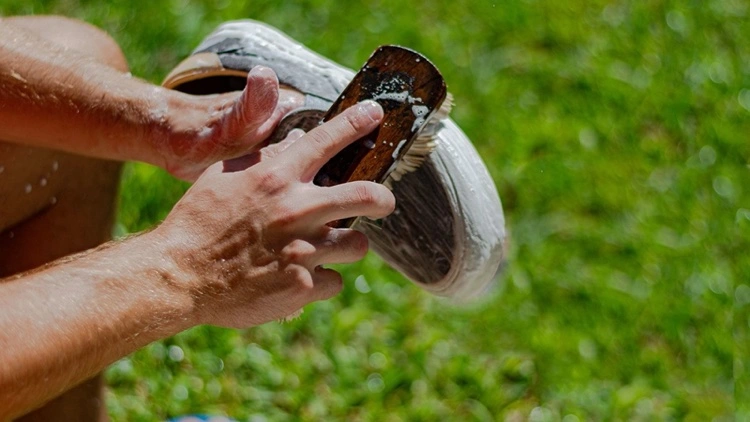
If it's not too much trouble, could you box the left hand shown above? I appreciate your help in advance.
[156,66,303,181]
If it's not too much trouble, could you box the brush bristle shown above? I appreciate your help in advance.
[384,93,454,188]
[279,308,304,322]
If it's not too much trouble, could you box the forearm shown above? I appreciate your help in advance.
[0,20,192,167]
[0,231,194,419]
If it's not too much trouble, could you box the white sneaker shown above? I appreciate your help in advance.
[163,20,506,300]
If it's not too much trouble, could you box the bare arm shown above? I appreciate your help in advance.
[0,102,392,419]
[0,232,194,418]
[0,19,302,180]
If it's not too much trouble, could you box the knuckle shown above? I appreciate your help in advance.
[350,231,369,256]
[353,183,377,206]
[342,111,366,134]
[281,240,314,263]
[317,269,343,299]
[256,168,287,194]
[272,204,299,227]
[351,183,395,215]
[306,130,336,160]
[328,273,344,296]
[288,266,314,290]
[377,185,397,214]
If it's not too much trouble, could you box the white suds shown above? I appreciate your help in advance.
[148,87,169,125]
[373,91,409,102]
[372,90,423,105]
[391,139,408,159]
[9,69,27,83]
[411,105,430,131]
[383,94,453,188]
[198,126,212,139]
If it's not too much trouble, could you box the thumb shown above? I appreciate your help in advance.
[226,66,280,136]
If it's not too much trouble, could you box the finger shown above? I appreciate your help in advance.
[308,267,344,301]
[231,66,280,131]
[245,86,304,143]
[295,181,395,226]
[310,228,369,266]
[222,128,306,172]
[279,100,383,181]
[284,128,306,141]
[272,128,305,155]
[200,160,226,177]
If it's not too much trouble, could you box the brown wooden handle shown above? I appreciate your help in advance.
[314,45,447,228]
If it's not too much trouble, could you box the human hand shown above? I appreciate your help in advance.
[155,101,394,328]
[155,66,304,181]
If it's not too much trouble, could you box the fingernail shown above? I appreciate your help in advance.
[287,128,306,139]
[358,100,383,123]
[249,65,276,79]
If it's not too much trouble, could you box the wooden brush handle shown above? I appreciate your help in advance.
[314,46,447,227]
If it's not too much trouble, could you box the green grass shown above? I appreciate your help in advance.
[2,0,747,420]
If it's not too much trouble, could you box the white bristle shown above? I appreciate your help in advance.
[383,92,454,188]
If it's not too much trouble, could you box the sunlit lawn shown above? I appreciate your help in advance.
[1,0,747,420]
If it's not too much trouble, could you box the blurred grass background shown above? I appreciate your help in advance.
[1,0,748,420]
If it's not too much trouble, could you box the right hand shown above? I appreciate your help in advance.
[155,101,394,328]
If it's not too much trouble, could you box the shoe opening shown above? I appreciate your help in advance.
[172,75,248,95]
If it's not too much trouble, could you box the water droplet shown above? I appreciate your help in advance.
[738,89,750,112]
[168,345,184,362]
[24,184,32,194]
[39,178,47,187]
[172,385,188,401]
[0,165,4,174]
[366,373,384,392]
[50,196,57,205]
[578,128,598,149]
[415,57,421,63]
[736,284,750,308]
[52,161,59,171]
[578,338,598,360]
[8,231,14,239]
[699,145,716,166]
[666,10,688,34]
[355,275,371,293]
[713,176,734,198]
[368,352,387,369]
